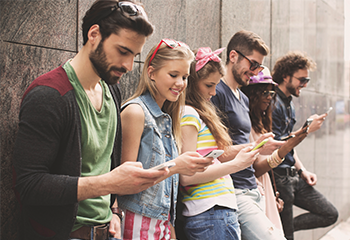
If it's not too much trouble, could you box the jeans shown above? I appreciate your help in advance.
[273,171,338,240]
[236,188,286,240]
[184,206,241,240]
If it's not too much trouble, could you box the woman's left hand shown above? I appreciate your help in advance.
[173,151,214,176]
[109,213,122,239]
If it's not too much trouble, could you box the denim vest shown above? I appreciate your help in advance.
[118,92,179,224]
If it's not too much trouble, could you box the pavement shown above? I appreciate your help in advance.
[319,217,350,240]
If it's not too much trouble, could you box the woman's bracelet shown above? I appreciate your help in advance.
[267,150,285,168]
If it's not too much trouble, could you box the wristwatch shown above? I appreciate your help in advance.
[111,207,125,221]
[297,168,305,176]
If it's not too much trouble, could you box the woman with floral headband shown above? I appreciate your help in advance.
[117,39,215,239]
[241,67,308,236]
[176,47,261,240]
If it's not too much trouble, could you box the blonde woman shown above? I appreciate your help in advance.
[118,39,213,240]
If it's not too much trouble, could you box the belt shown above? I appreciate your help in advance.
[273,166,297,177]
[213,205,229,210]
[70,224,109,240]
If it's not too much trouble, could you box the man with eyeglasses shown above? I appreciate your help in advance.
[211,30,286,239]
[271,51,338,240]
[12,1,170,240]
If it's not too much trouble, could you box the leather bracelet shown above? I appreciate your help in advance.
[111,207,124,221]
[298,168,305,176]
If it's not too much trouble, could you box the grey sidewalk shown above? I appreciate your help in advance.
[319,217,350,240]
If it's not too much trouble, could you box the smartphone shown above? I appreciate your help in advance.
[281,135,296,141]
[251,139,269,151]
[204,149,224,158]
[151,162,176,170]
[326,107,333,115]
[302,118,313,128]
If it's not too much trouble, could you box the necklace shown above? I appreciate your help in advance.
[223,77,240,100]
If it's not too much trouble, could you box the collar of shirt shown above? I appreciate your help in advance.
[276,86,292,105]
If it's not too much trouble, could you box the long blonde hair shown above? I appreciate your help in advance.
[186,50,232,149]
[124,40,194,149]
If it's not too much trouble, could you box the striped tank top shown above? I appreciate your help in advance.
[180,105,237,217]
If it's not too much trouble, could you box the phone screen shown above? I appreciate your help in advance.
[151,162,176,170]
[204,150,224,158]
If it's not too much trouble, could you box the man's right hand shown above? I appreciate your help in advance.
[77,162,168,201]
[308,114,327,133]
[107,161,169,195]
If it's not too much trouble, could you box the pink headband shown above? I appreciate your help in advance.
[195,47,225,71]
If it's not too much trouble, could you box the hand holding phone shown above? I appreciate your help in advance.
[151,162,176,170]
[204,150,224,158]
[251,139,269,151]
[325,107,333,115]
[281,135,296,141]
[302,118,313,128]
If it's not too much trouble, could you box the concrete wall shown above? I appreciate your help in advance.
[1,0,348,239]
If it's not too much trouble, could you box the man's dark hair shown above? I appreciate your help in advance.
[226,30,269,64]
[272,51,316,84]
[82,0,154,45]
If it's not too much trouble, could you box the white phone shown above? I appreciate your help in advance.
[326,107,333,115]
[204,150,224,158]
[151,162,176,170]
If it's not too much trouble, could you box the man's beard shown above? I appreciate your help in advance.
[231,64,249,87]
[286,78,299,97]
[89,41,127,85]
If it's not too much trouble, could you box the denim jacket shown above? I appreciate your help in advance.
[272,87,296,167]
[118,92,179,224]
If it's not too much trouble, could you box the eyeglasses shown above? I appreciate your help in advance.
[235,50,264,72]
[292,75,310,86]
[94,1,147,24]
[262,90,276,98]
[148,38,189,66]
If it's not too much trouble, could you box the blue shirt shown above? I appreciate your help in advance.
[211,80,257,190]
[272,87,296,167]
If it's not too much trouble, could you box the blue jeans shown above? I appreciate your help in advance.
[236,188,285,240]
[184,206,240,240]
[272,171,338,240]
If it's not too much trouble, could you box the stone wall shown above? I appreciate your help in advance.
[1,0,348,239]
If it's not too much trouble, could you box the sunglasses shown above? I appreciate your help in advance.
[148,38,189,66]
[235,50,264,72]
[292,76,310,86]
[262,90,276,98]
[94,1,147,24]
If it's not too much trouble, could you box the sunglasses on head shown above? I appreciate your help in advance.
[94,1,147,24]
[292,75,310,86]
[262,90,276,98]
[235,50,264,72]
[148,38,189,66]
